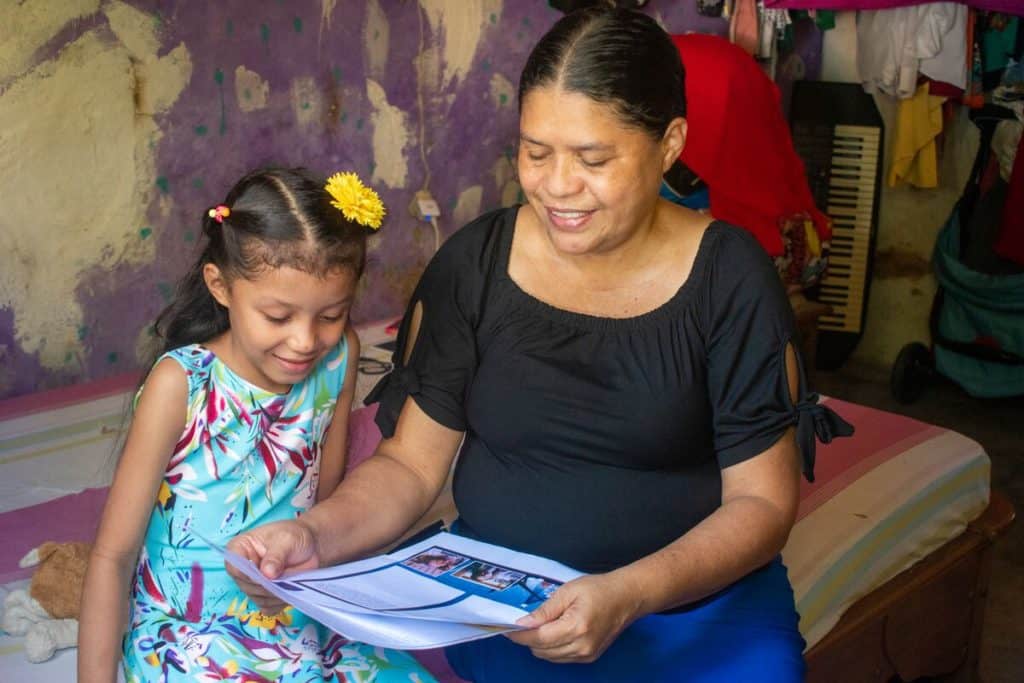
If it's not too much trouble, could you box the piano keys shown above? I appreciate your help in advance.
[790,82,884,371]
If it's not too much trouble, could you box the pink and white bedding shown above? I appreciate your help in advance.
[0,390,990,678]
[784,398,990,649]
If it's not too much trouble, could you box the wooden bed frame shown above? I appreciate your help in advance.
[805,490,1016,682]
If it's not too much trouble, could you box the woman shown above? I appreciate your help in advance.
[227,8,851,682]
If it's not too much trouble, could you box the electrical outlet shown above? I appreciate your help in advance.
[409,190,440,221]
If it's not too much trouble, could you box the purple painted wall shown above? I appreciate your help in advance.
[1,1,820,400]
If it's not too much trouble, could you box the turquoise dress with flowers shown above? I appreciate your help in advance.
[122,340,435,683]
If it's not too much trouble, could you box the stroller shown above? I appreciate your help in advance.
[891,106,1024,403]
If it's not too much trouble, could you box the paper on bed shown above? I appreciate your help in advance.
[211,531,584,650]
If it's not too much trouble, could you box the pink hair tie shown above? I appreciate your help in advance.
[208,205,231,223]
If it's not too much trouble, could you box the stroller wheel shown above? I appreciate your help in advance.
[891,342,933,404]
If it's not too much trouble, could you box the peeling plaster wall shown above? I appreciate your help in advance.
[0,0,820,399]
[1,0,191,397]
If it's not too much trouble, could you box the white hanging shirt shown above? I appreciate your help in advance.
[857,2,967,99]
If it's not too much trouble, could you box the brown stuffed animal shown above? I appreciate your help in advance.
[28,541,90,618]
[1,541,90,662]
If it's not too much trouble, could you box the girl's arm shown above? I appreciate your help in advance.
[77,359,188,683]
[316,327,360,502]
[227,308,464,611]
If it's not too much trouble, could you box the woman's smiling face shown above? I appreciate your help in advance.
[517,85,684,257]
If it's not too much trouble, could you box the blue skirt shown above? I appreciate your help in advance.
[444,556,805,683]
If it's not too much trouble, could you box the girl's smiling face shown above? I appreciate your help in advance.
[205,264,356,393]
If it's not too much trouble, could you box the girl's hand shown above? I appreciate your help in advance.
[225,518,320,614]
[505,572,643,663]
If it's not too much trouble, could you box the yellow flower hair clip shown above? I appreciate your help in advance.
[325,172,386,230]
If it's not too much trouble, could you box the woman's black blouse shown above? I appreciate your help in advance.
[369,207,851,573]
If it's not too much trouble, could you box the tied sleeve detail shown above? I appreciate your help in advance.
[364,365,423,437]
[393,365,422,396]
[794,392,854,483]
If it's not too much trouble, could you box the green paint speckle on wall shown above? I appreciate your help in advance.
[261,24,270,45]
[226,19,234,35]
[490,13,497,23]
[64,351,74,364]
[374,29,380,40]
[522,17,531,27]
[340,111,349,123]
[77,325,89,341]
[332,67,343,82]
[301,101,311,110]
[448,196,458,209]
[107,352,119,364]
[156,177,169,194]
[481,58,491,70]
[499,93,508,105]
[192,178,204,189]
[215,70,227,135]
[183,230,195,243]
[356,118,364,130]
[139,227,152,239]
[369,161,377,175]
[243,88,252,100]
[157,282,173,302]
[194,124,208,136]
[294,17,303,33]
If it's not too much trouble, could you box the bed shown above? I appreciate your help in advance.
[0,328,1013,682]
[791,400,1013,682]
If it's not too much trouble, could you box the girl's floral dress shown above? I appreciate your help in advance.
[122,341,436,683]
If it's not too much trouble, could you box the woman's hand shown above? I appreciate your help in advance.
[225,518,320,614]
[505,572,643,663]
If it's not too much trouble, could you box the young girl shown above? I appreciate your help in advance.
[77,168,437,683]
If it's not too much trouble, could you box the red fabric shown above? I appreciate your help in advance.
[927,78,965,98]
[671,34,831,256]
[995,130,1024,265]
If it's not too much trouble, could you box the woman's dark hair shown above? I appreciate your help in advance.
[518,7,686,140]
[153,167,368,353]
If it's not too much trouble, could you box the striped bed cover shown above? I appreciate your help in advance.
[783,398,991,650]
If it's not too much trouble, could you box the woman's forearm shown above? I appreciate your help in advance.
[302,446,446,565]
[77,550,134,683]
[613,493,795,619]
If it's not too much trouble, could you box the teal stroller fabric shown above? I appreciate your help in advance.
[933,211,1024,397]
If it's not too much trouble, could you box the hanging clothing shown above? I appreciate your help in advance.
[670,33,832,258]
[995,128,1024,264]
[964,10,986,108]
[921,5,969,88]
[759,1,793,60]
[764,1,1024,14]
[888,82,946,188]
[982,14,1021,83]
[858,3,968,98]
[730,0,761,55]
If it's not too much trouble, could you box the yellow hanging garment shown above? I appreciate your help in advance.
[888,82,945,188]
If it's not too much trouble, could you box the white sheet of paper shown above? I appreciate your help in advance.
[210,531,584,650]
